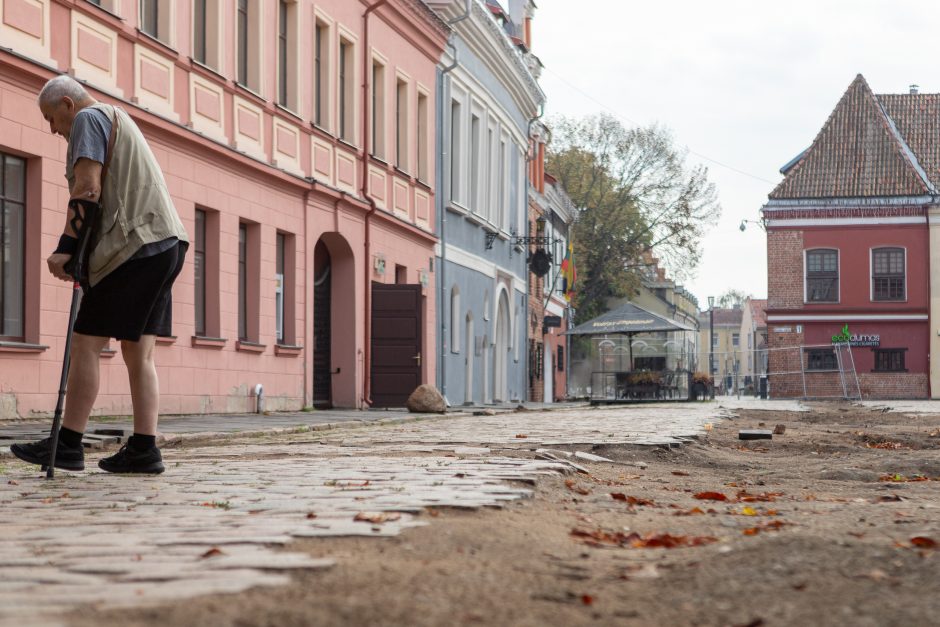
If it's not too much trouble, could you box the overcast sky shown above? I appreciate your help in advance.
[534,0,939,309]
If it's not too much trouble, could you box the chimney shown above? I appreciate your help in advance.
[910,84,920,95]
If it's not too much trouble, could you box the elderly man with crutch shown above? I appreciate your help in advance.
[11,75,189,476]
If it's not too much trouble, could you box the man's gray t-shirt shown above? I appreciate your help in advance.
[69,107,176,259]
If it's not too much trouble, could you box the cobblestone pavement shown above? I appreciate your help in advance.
[0,403,735,626]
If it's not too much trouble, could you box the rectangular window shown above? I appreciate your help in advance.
[806,249,838,302]
[498,137,507,229]
[89,0,120,13]
[278,1,288,106]
[417,92,428,181]
[314,20,330,129]
[237,0,249,85]
[485,126,495,220]
[873,247,905,301]
[0,154,25,339]
[194,209,206,336]
[275,233,285,343]
[371,60,385,158]
[732,333,739,347]
[450,99,462,203]
[193,0,207,64]
[275,0,298,110]
[806,348,837,371]
[238,223,248,341]
[395,264,407,285]
[140,0,159,37]
[873,348,906,372]
[470,113,481,212]
[339,39,354,142]
[557,345,564,372]
[396,79,409,170]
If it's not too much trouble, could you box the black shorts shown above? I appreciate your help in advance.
[74,241,188,342]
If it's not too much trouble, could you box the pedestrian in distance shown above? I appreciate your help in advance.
[10,75,189,475]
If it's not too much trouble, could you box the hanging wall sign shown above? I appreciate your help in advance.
[831,324,880,347]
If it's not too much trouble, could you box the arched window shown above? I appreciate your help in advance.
[450,286,460,353]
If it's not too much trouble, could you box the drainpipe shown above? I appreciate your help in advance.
[361,0,389,407]
[438,0,471,402]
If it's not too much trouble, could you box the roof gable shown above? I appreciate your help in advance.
[878,93,940,191]
[770,75,931,199]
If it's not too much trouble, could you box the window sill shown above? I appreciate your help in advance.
[369,154,389,167]
[465,211,490,229]
[155,335,176,346]
[393,165,411,179]
[871,299,908,303]
[275,103,305,123]
[311,123,334,139]
[82,1,124,22]
[236,340,266,354]
[872,369,908,373]
[0,341,48,354]
[136,29,178,57]
[192,336,227,349]
[446,202,469,216]
[416,178,432,191]
[275,344,303,357]
[234,82,266,105]
[190,59,226,82]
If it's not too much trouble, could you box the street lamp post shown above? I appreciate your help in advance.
[707,296,715,386]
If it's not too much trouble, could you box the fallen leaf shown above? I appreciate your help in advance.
[306,512,318,519]
[427,509,440,517]
[911,536,938,549]
[740,506,758,516]
[737,490,784,503]
[694,491,728,502]
[565,479,591,495]
[515,434,528,439]
[610,493,656,506]
[673,507,705,516]
[630,533,718,549]
[743,520,790,536]
[873,494,904,503]
[200,547,225,559]
[581,594,594,606]
[671,471,690,476]
[7,480,18,486]
[354,512,401,524]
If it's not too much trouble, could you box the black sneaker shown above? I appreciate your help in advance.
[10,437,85,471]
[98,443,165,474]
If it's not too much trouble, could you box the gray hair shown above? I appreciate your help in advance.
[38,75,90,107]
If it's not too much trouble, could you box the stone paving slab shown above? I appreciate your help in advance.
[856,400,940,414]
[0,402,726,625]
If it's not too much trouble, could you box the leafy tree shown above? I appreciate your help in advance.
[717,289,752,309]
[546,113,720,323]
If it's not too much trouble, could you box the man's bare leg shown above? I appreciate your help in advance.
[121,335,159,436]
[62,333,110,433]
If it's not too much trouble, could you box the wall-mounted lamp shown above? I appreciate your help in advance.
[739,219,764,232]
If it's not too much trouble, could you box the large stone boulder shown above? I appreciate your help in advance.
[406,384,446,413]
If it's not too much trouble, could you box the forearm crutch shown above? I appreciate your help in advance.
[45,199,99,479]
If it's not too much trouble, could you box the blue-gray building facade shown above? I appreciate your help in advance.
[427,0,544,404]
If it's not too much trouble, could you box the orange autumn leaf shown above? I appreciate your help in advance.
[200,547,225,559]
[671,471,690,476]
[581,595,594,606]
[514,434,528,439]
[737,490,784,502]
[610,493,656,506]
[354,512,401,524]
[630,533,718,549]
[673,507,705,516]
[565,479,591,495]
[694,491,728,501]
[911,536,938,549]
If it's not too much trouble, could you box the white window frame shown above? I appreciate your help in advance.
[370,54,387,159]
[140,0,174,46]
[416,88,429,182]
[236,0,264,94]
[449,88,467,206]
[313,14,333,132]
[192,0,223,71]
[276,0,301,113]
[450,286,461,353]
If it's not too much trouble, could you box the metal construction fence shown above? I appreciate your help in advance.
[568,340,862,401]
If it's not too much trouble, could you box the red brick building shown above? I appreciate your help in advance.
[763,75,934,399]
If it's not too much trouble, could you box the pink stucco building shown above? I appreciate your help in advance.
[0,0,449,417]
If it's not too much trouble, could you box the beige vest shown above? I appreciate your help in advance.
[66,103,189,286]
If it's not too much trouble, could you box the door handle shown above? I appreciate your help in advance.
[413,353,421,367]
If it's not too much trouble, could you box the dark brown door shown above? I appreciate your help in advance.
[371,282,422,407]
[313,241,332,408]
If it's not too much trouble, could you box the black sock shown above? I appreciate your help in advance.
[58,426,84,448]
[128,433,156,451]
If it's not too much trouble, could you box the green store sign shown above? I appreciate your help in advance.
[831,324,880,347]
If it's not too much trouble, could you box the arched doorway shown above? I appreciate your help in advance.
[314,233,356,407]
[313,240,332,407]
[494,291,511,402]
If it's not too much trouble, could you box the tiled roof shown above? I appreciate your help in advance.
[769,75,933,199]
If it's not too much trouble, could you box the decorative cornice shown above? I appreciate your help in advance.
[429,0,544,114]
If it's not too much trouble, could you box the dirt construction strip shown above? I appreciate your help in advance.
[3,401,940,626]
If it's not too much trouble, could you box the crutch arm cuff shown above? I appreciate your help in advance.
[54,234,78,255]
